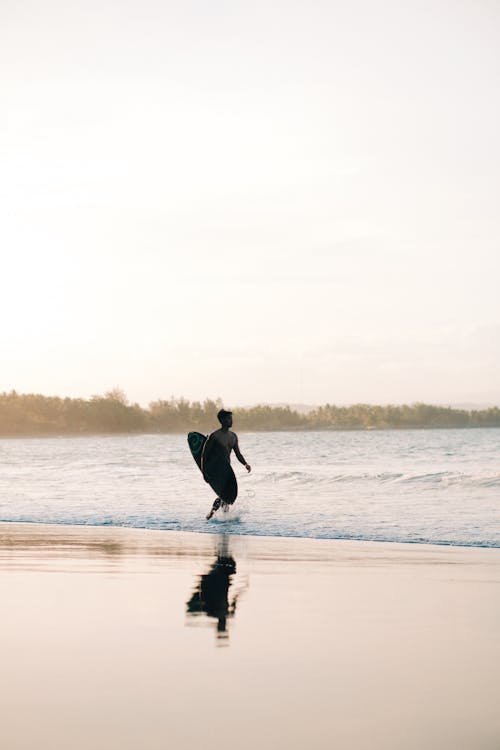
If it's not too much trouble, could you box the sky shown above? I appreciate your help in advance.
[1,0,499,407]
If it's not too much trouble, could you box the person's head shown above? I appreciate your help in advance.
[217,409,233,428]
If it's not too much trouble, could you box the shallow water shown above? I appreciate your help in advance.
[0,429,499,547]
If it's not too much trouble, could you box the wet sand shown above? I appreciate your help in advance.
[0,522,499,750]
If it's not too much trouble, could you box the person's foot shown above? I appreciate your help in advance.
[206,498,221,520]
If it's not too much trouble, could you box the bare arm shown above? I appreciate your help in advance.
[233,436,251,472]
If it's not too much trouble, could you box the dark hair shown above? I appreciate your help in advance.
[217,409,232,424]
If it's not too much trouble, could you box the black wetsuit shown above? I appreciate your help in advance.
[203,428,247,506]
[206,428,247,466]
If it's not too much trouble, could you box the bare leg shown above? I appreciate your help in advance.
[206,498,221,520]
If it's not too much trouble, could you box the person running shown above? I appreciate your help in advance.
[204,409,251,520]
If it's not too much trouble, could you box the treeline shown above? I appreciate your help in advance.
[0,390,499,436]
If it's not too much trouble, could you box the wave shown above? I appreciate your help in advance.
[254,469,500,488]
[1,432,498,551]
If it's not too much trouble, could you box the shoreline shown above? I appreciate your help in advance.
[1,519,499,552]
[2,519,500,577]
[0,521,499,749]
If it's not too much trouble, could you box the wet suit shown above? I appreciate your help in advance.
[204,429,248,516]
[205,429,248,469]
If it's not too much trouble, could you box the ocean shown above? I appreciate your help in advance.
[0,428,499,548]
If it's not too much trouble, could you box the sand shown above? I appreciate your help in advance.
[0,522,499,750]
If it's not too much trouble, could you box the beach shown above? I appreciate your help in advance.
[0,523,498,750]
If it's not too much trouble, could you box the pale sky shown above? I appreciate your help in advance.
[2,0,499,407]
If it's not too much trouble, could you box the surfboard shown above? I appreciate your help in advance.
[187,431,207,471]
[187,431,238,504]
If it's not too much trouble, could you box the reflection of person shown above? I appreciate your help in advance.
[186,553,239,639]
[204,409,251,520]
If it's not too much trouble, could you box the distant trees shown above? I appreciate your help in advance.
[0,390,146,435]
[148,398,223,433]
[0,390,499,436]
[236,405,308,431]
[306,403,480,430]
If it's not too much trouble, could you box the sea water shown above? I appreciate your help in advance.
[0,429,498,548]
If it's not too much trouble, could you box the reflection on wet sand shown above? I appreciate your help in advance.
[0,522,218,570]
[186,535,247,644]
[0,523,499,750]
